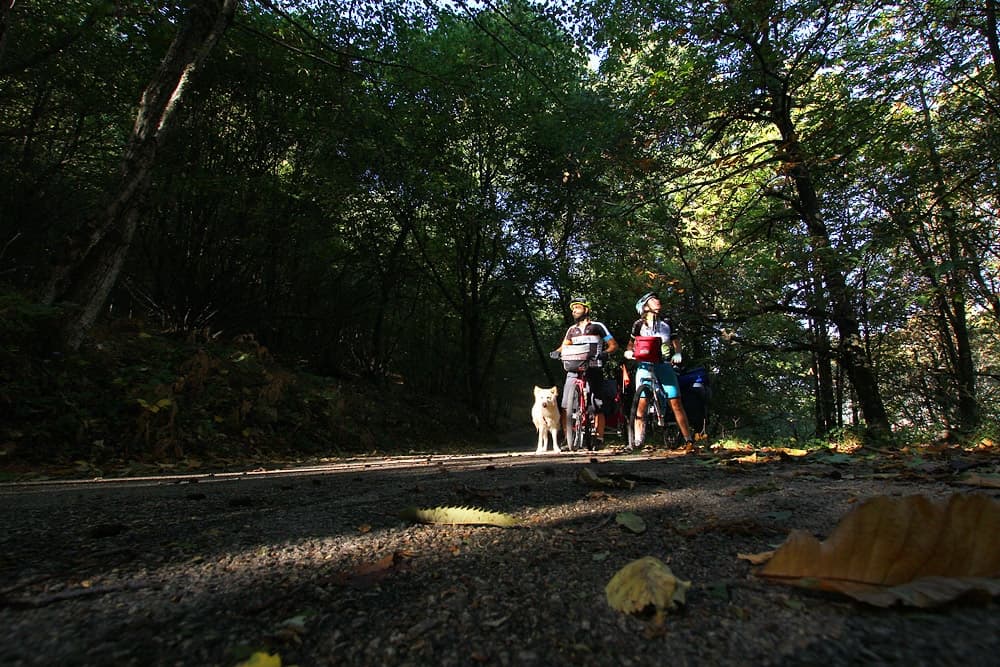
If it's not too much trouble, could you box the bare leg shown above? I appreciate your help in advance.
[633,395,647,444]
[669,397,694,444]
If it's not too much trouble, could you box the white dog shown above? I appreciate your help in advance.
[532,385,561,453]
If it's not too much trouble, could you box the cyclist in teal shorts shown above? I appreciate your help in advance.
[624,291,694,447]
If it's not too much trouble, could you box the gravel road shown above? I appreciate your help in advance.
[1,448,998,666]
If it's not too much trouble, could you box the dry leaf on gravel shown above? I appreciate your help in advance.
[335,551,411,587]
[615,511,647,534]
[398,506,518,526]
[752,493,1000,607]
[606,556,691,624]
[577,467,616,488]
[235,651,281,667]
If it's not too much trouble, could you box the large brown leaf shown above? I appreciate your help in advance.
[754,493,1000,607]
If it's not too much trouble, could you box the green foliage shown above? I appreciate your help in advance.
[0,304,486,467]
[0,291,60,341]
[1,0,998,450]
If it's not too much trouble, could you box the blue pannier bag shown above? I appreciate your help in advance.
[675,366,710,434]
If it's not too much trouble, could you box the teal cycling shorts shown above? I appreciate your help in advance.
[635,362,681,399]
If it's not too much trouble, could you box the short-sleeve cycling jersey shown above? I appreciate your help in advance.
[562,320,616,413]
[565,321,614,345]
[630,317,680,398]
[630,318,674,343]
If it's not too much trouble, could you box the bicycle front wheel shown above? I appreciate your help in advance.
[565,382,587,451]
[628,384,658,451]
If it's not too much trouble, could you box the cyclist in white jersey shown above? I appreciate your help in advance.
[623,291,695,447]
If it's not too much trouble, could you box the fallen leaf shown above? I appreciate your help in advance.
[354,552,398,577]
[754,493,1000,607]
[606,556,691,624]
[337,551,410,587]
[399,506,518,527]
[277,615,308,633]
[577,467,615,488]
[783,596,805,610]
[236,652,281,667]
[615,512,647,534]
[778,448,808,457]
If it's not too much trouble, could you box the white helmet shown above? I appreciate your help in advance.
[635,291,659,315]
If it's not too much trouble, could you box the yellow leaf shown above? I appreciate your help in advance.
[236,651,281,667]
[777,447,808,457]
[606,556,690,617]
[577,467,614,488]
[755,494,1000,607]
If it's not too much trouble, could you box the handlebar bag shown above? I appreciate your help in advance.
[633,335,663,363]
[561,342,593,371]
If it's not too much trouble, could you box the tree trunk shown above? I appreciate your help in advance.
[0,0,13,67]
[986,0,1000,86]
[811,318,836,435]
[518,291,560,389]
[809,270,836,435]
[752,28,891,438]
[907,86,980,431]
[780,136,891,437]
[43,0,238,349]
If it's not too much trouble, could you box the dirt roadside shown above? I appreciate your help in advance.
[1,447,998,666]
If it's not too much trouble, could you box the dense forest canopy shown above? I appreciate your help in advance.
[1,0,997,454]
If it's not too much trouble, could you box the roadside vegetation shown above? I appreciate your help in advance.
[1,2,998,471]
[0,298,487,477]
